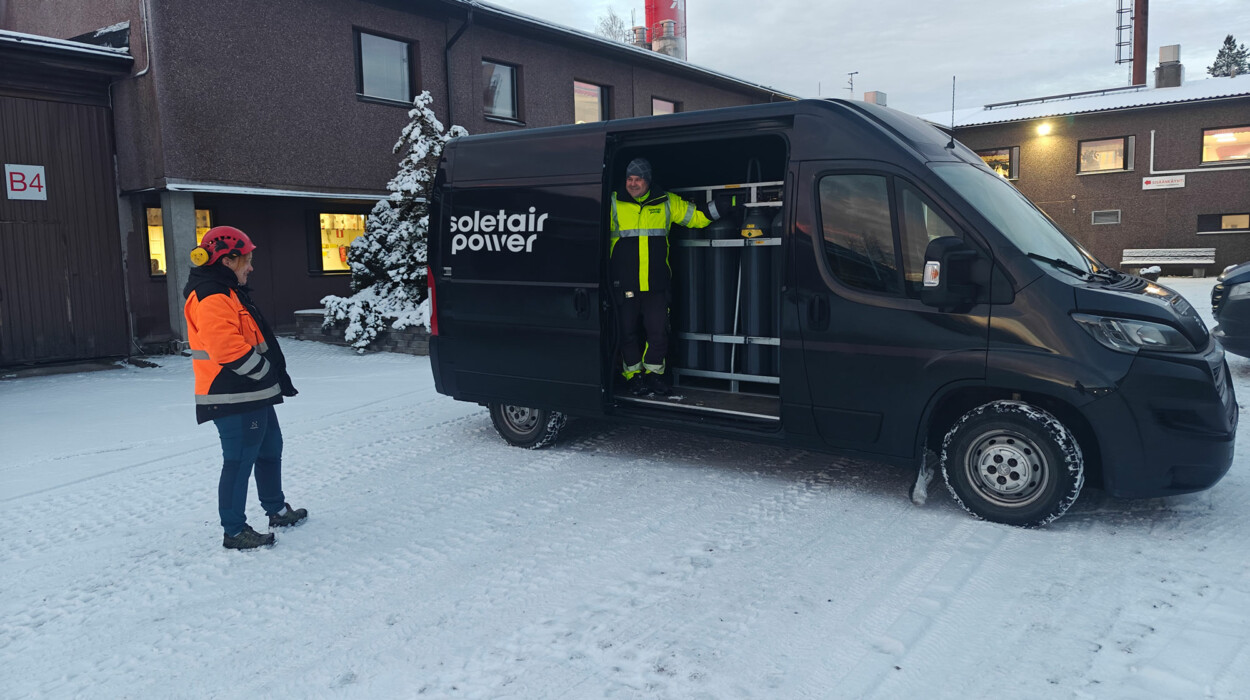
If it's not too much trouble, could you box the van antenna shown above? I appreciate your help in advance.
[947,76,956,149]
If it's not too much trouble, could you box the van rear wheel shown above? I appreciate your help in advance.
[489,403,567,449]
[940,400,1084,527]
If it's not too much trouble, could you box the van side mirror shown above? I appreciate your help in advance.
[921,236,978,310]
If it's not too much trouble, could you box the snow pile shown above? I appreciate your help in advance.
[322,91,466,350]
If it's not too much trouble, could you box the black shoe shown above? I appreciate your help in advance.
[223,524,275,550]
[268,503,308,528]
[626,375,649,396]
[645,372,671,397]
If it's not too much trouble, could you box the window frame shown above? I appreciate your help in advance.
[144,205,214,278]
[651,97,679,116]
[306,209,372,276]
[353,28,419,107]
[572,79,609,123]
[1091,210,1122,225]
[1197,212,1250,235]
[482,58,523,124]
[1077,135,1135,175]
[975,146,1019,180]
[1200,123,1250,165]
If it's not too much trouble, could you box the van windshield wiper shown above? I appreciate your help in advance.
[1027,252,1093,279]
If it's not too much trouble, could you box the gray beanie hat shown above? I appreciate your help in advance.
[625,157,652,185]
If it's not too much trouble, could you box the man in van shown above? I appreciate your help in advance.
[609,157,737,396]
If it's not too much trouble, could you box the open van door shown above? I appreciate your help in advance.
[431,128,607,415]
[793,160,990,458]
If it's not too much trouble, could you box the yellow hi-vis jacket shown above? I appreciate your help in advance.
[609,187,712,293]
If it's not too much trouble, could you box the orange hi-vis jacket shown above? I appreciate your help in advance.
[184,266,286,424]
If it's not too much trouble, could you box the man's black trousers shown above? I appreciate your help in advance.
[618,290,668,375]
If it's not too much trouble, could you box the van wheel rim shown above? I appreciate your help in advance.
[502,405,539,434]
[965,430,1049,507]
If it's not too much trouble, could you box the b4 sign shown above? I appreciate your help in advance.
[5,164,47,201]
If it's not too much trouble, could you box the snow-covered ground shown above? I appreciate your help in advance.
[3,276,1248,699]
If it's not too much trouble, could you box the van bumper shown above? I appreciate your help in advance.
[1085,345,1237,498]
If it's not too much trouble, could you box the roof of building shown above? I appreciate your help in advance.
[436,0,796,101]
[921,73,1250,128]
[0,28,132,61]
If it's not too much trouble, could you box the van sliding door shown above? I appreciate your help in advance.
[794,161,989,458]
[433,131,607,414]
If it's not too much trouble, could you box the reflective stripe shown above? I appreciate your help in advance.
[190,349,210,360]
[195,384,282,405]
[643,361,666,374]
[244,358,271,381]
[235,352,262,375]
[678,202,694,226]
[614,228,668,238]
[255,341,269,354]
[664,199,672,229]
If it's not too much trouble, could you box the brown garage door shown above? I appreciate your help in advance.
[1,95,129,366]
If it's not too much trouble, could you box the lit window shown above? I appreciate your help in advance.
[318,213,368,272]
[573,81,607,123]
[1078,136,1134,173]
[146,207,212,277]
[356,31,414,104]
[1202,125,1250,163]
[652,97,677,115]
[483,60,519,120]
[976,146,1019,179]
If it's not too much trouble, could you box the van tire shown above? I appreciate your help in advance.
[489,403,567,449]
[940,400,1084,527]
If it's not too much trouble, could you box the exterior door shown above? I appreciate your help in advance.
[794,160,990,458]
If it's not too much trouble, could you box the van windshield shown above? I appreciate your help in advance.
[931,162,1092,275]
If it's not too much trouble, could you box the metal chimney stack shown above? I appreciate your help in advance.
[1132,0,1149,85]
[644,0,687,60]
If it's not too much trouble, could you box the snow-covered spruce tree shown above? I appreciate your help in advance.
[321,92,467,350]
[1207,34,1250,77]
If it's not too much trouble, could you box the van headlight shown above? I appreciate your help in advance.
[1228,282,1250,300]
[1072,313,1196,354]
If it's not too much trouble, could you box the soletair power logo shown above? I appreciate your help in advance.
[450,208,549,254]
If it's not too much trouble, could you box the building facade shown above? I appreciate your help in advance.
[937,63,1250,276]
[1,0,790,364]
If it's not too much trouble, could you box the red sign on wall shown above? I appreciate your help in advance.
[5,164,47,201]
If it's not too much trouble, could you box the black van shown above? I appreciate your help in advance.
[427,99,1236,527]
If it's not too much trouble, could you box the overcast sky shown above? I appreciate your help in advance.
[488,0,1250,117]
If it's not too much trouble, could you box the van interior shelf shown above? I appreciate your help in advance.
[676,238,781,248]
[677,332,780,347]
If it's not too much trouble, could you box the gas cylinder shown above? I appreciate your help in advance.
[671,221,705,370]
[740,206,776,377]
[704,214,739,373]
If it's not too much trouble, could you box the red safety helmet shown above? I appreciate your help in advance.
[190,226,257,267]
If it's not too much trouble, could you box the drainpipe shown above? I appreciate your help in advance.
[444,8,473,127]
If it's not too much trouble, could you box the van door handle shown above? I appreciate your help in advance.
[808,296,830,331]
[573,288,590,319]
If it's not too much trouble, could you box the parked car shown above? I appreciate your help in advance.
[1212,262,1250,357]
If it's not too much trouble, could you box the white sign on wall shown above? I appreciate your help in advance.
[1142,174,1185,190]
[5,164,47,201]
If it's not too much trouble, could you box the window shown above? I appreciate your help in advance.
[1078,136,1135,173]
[317,213,367,272]
[356,30,415,104]
[573,81,607,123]
[897,183,961,296]
[1091,210,1122,225]
[976,146,1019,179]
[1202,125,1250,163]
[482,60,519,120]
[146,207,212,277]
[817,174,899,295]
[1198,213,1250,234]
[652,97,677,115]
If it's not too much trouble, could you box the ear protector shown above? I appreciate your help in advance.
[190,226,257,266]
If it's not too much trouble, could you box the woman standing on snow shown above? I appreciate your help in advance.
[183,226,307,550]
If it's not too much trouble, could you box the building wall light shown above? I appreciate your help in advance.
[1037,123,1052,136]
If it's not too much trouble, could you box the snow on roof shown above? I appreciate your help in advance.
[920,74,1250,128]
[0,28,131,59]
[450,0,795,101]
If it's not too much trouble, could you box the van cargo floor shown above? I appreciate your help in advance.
[616,386,780,421]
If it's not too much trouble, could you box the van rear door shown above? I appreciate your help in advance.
[432,129,607,414]
[794,160,990,458]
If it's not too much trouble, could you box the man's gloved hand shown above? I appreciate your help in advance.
[279,373,299,397]
[709,194,744,222]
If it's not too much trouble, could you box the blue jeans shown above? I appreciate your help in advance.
[212,405,285,536]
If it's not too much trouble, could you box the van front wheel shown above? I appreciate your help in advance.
[940,400,1084,527]
[489,403,567,449]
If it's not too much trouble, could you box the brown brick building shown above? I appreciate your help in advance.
[1,0,791,365]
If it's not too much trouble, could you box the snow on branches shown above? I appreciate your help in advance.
[322,91,467,350]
